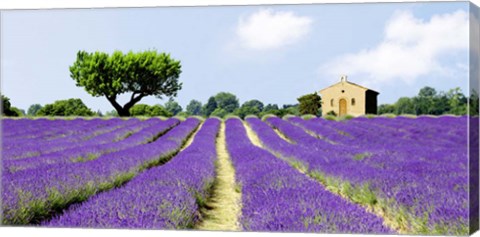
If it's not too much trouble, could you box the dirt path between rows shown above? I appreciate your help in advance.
[196,121,242,231]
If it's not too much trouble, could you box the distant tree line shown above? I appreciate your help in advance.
[2,97,97,117]
[122,92,304,119]
[3,86,478,118]
[378,86,479,116]
[1,92,306,118]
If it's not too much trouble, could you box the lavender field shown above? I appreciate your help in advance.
[1,115,475,235]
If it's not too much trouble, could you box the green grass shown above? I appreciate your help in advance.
[352,152,372,161]
[338,114,355,120]
[380,113,397,118]
[301,114,317,120]
[71,153,100,162]
[195,122,241,231]
[323,115,337,121]
[291,160,308,174]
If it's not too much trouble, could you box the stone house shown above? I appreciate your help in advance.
[319,76,379,116]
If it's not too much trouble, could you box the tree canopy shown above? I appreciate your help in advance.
[235,99,264,119]
[202,96,218,117]
[214,92,239,113]
[70,50,182,116]
[164,99,183,116]
[2,95,22,117]
[210,108,228,118]
[297,93,322,116]
[186,100,202,115]
[36,98,94,116]
[200,92,239,117]
[27,104,43,116]
[129,104,171,117]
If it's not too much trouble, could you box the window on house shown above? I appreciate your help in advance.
[331,99,334,106]
[351,98,356,106]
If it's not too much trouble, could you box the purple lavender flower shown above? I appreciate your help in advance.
[249,116,469,234]
[226,118,392,233]
[2,118,200,225]
[45,118,220,229]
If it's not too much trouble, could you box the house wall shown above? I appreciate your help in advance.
[320,82,366,116]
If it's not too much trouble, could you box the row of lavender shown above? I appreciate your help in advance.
[2,118,199,225]
[2,115,473,234]
[3,118,129,158]
[225,118,392,233]
[3,118,112,140]
[3,117,394,233]
[46,118,220,228]
[4,118,178,173]
[247,115,471,234]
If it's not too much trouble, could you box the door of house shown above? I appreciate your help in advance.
[339,99,347,116]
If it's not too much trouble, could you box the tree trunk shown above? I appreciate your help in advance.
[106,95,131,117]
[117,108,131,117]
[106,94,144,117]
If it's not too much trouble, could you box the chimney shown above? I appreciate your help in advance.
[340,75,348,82]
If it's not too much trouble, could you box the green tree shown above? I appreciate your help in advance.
[446,87,467,115]
[149,104,171,117]
[105,110,119,117]
[2,95,23,117]
[418,86,437,97]
[36,98,94,116]
[378,104,395,114]
[2,95,16,116]
[12,108,25,116]
[69,50,182,117]
[214,92,239,113]
[210,108,228,118]
[129,104,151,116]
[263,104,279,112]
[27,104,43,116]
[186,100,202,115]
[282,104,297,109]
[297,93,322,116]
[260,103,282,117]
[202,96,217,117]
[242,100,264,112]
[234,100,263,118]
[414,86,437,115]
[394,97,415,115]
[2,95,11,112]
[283,105,300,116]
[165,99,182,116]
[432,92,450,115]
[130,104,171,117]
[235,99,264,118]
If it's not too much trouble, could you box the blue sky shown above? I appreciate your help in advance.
[1,2,471,113]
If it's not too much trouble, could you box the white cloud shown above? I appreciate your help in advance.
[235,9,313,51]
[320,10,469,85]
